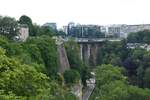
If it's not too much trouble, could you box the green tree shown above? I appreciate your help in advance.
[19,15,34,36]
[64,69,80,85]
[128,86,150,100]
[137,66,144,87]
[65,39,82,70]
[96,40,128,66]
[143,67,150,88]
[0,35,59,78]
[40,26,55,36]
[36,36,58,77]
[0,16,18,39]
[0,48,77,99]
[90,64,150,100]
[90,64,128,100]
[0,48,49,96]
[127,30,150,43]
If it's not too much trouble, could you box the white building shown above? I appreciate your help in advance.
[101,24,150,38]
[62,26,68,34]
[121,24,150,38]
[103,24,123,37]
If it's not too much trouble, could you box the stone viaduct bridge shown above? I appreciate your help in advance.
[55,36,122,69]
[65,38,122,66]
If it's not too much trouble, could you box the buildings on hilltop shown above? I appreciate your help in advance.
[120,24,150,38]
[43,22,57,31]
[63,23,104,38]
[62,23,150,38]
[63,26,68,35]
[101,24,150,38]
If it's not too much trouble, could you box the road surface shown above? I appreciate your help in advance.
[82,84,95,100]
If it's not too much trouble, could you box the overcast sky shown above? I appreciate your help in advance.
[0,0,150,28]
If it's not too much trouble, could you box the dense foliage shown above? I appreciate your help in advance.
[93,30,150,100]
[90,64,150,100]
[0,36,59,77]
[0,48,77,100]
[96,40,128,66]
[64,69,80,85]
[127,30,150,43]
[1,14,150,100]
[0,16,18,39]
[0,17,78,99]
[96,39,150,88]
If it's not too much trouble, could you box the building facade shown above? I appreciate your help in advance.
[121,24,150,38]
[63,23,104,38]
[62,23,150,38]
[62,26,68,34]
[103,24,150,38]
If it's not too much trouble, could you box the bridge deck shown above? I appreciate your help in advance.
[74,38,122,43]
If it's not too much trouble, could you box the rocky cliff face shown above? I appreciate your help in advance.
[57,44,70,74]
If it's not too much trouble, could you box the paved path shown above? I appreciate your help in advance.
[82,84,95,100]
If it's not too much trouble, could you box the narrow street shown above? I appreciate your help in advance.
[82,77,96,100]
[82,84,95,100]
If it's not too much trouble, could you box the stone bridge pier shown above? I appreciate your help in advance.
[79,43,100,66]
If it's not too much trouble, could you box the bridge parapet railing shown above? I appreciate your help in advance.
[61,37,122,43]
